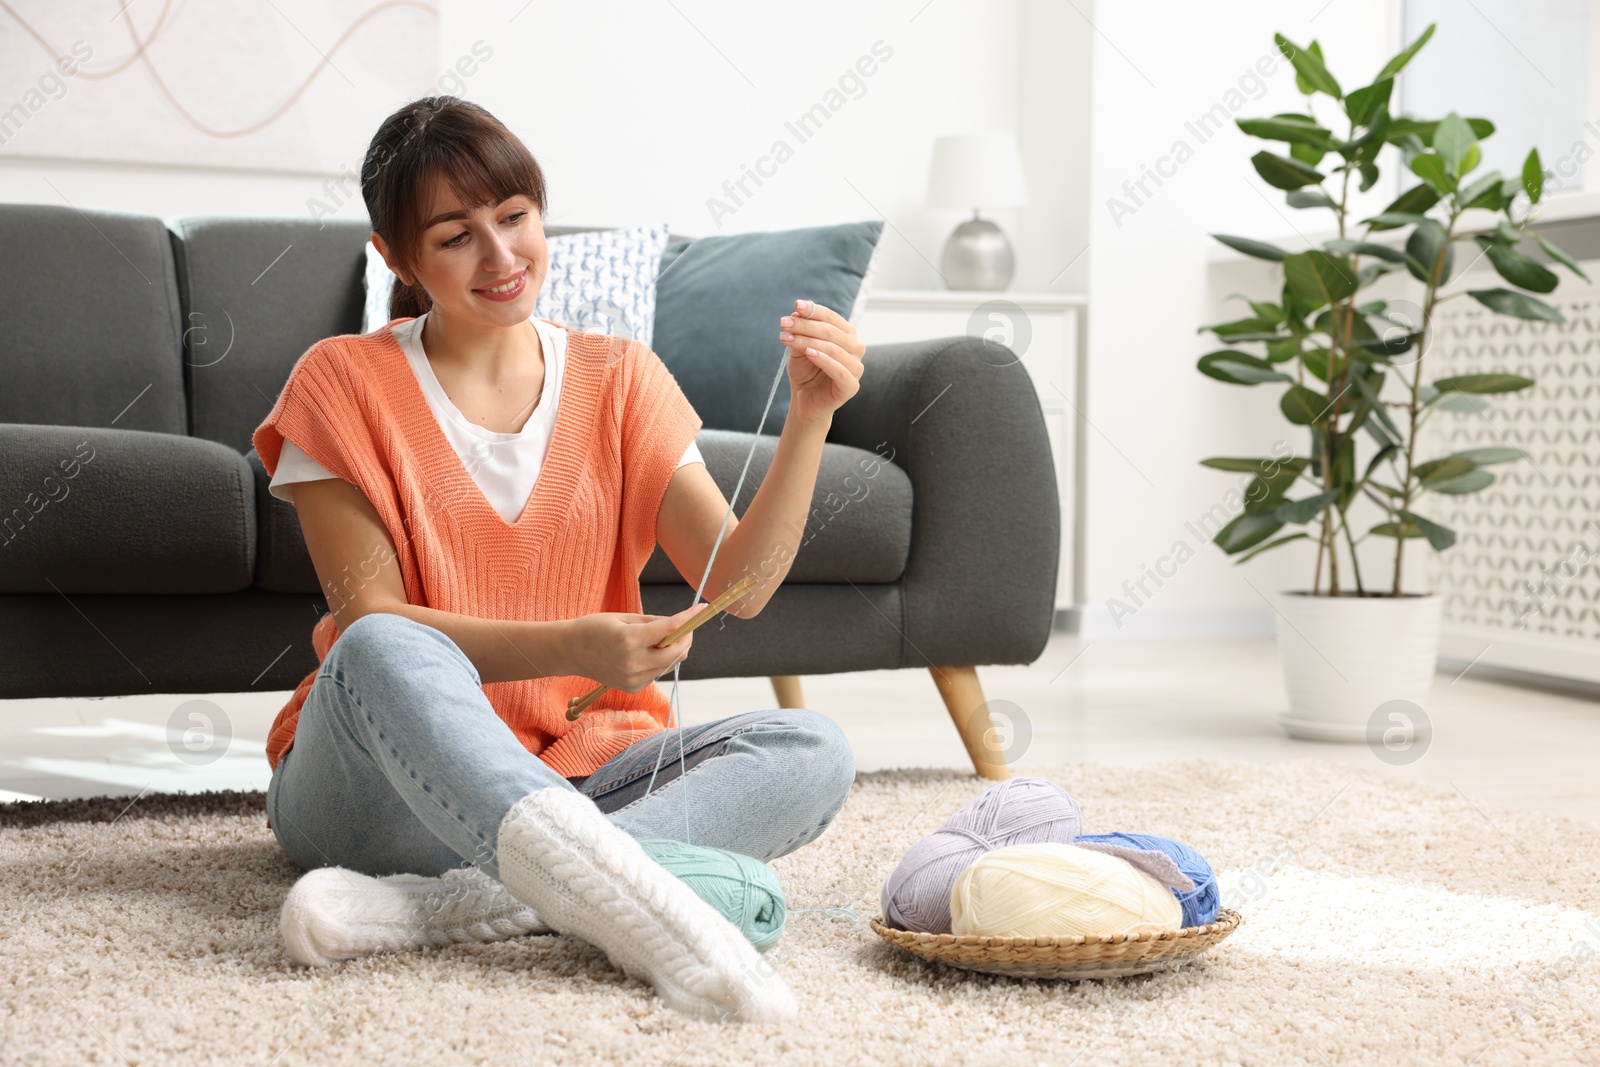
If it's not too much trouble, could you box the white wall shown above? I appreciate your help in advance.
[0,1,1091,293]
[1080,0,1404,637]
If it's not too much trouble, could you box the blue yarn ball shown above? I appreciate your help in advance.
[1075,831,1218,927]
[640,840,787,952]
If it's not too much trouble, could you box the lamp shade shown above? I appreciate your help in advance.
[925,132,1030,210]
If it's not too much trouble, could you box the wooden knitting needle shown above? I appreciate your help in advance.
[565,573,763,721]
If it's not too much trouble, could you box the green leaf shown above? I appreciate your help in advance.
[1349,367,1401,440]
[1427,469,1496,494]
[1315,308,1377,349]
[1276,33,1342,98]
[1356,262,1401,289]
[1283,251,1357,309]
[1200,456,1308,474]
[1415,455,1477,485]
[1432,372,1537,394]
[1388,183,1443,216]
[1280,384,1328,424]
[1275,490,1340,524]
[1211,233,1289,261]
[1324,238,1406,263]
[1536,234,1590,283]
[1492,219,1522,245]
[1370,520,1426,540]
[1375,22,1434,81]
[1409,152,1455,194]
[1243,465,1303,510]
[1245,299,1287,325]
[1359,161,1381,192]
[1287,188,1339,210]
[1290,140,1328,167]
[1523,147,1544,204]
[1479,240,1559,294]
[1423,388,1492,414]
[1454,446,1525,465]
[1265,337,1301,363]
[1433,113,1476,176]
[1402,510,1457,551]
[1302,346,1330,382]
[1364,211,1431,232]
[1362,442,1400,484]
[1467,288,1564,323]
[1405,219,1453,285]
[1344,78,1394,126]
[1198,350,1294,385]
[1253,151,1327,190]
[1236,531,1312,564]
[1207,315,1283,339]
[1213,511,1286,554]
[1386,116,1494,148]
[1236,116,1336,146]
[1458,170,1507,211]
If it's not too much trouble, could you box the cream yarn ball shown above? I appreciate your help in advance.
[950,843,1185,939]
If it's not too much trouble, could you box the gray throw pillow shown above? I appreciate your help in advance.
[651,220,885,434]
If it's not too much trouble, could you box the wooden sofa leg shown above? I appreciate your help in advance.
[930,665,1012,780]
[770,675,805,709]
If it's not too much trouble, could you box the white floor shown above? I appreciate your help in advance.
[2,633,1597,828]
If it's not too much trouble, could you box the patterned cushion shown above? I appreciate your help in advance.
[361,222,671,348]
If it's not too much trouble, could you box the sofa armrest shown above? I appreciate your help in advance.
[827,335,1059,668]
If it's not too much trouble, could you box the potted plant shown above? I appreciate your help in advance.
[1197,24,1583,740]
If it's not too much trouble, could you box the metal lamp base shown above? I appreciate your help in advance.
[940,215,1015,291]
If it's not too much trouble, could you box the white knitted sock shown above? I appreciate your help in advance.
[281,863,549,967]
[494,788,798,1024]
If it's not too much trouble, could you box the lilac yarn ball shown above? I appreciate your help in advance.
[881,777,1081,934]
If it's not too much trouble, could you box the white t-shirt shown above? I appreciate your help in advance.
[267,313,704,523]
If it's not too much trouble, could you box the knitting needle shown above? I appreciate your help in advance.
[565,573,763,721]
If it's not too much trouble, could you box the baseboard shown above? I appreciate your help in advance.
[1056,604,1276,639]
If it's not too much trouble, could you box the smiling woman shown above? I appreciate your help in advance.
[253,96,868,1022]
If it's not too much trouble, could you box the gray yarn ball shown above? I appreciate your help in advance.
[880,777,1081,934]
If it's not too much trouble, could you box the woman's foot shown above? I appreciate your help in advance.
[281,863,548,967]
[495,787,798,1023]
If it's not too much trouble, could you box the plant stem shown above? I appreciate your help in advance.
[1392,207,1456,595]
[1340,507,1366,594]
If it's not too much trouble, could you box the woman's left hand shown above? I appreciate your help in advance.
[780,299,865,424]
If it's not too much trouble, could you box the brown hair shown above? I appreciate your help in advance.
[359,96,549,322]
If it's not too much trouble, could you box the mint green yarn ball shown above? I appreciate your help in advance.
[640,840,787,952]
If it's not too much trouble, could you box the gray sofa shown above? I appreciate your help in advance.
[0,204,1059,778]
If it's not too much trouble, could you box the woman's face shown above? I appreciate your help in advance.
[395,182,548,328]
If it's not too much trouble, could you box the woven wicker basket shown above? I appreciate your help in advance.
[869,908,1242,979]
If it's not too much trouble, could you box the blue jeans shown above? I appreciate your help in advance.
[266,611,857,882]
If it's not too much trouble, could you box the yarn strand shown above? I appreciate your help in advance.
[642,343,794,843]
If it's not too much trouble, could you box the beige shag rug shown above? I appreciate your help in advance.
[3,759,1598,1066]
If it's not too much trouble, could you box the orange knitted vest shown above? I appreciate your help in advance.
[252,318,703,781]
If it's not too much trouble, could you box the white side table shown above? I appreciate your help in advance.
[854,289,1084,619]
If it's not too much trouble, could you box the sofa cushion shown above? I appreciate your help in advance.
[167,216,373,456]
[650,220,884,434]
[246,448,321,594]
[640,428,910,585]
[249,426,910,595]
[0,424,255,594]
[0,204,187,435]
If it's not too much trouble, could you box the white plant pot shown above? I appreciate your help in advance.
[1274,591,1442,742]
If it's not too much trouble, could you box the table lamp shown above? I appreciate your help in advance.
[925,131,1030,290]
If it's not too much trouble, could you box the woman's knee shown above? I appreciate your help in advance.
[325,611,471,683]
[758,708,856,813]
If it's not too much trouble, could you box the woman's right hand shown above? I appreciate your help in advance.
[561,601,707,694]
